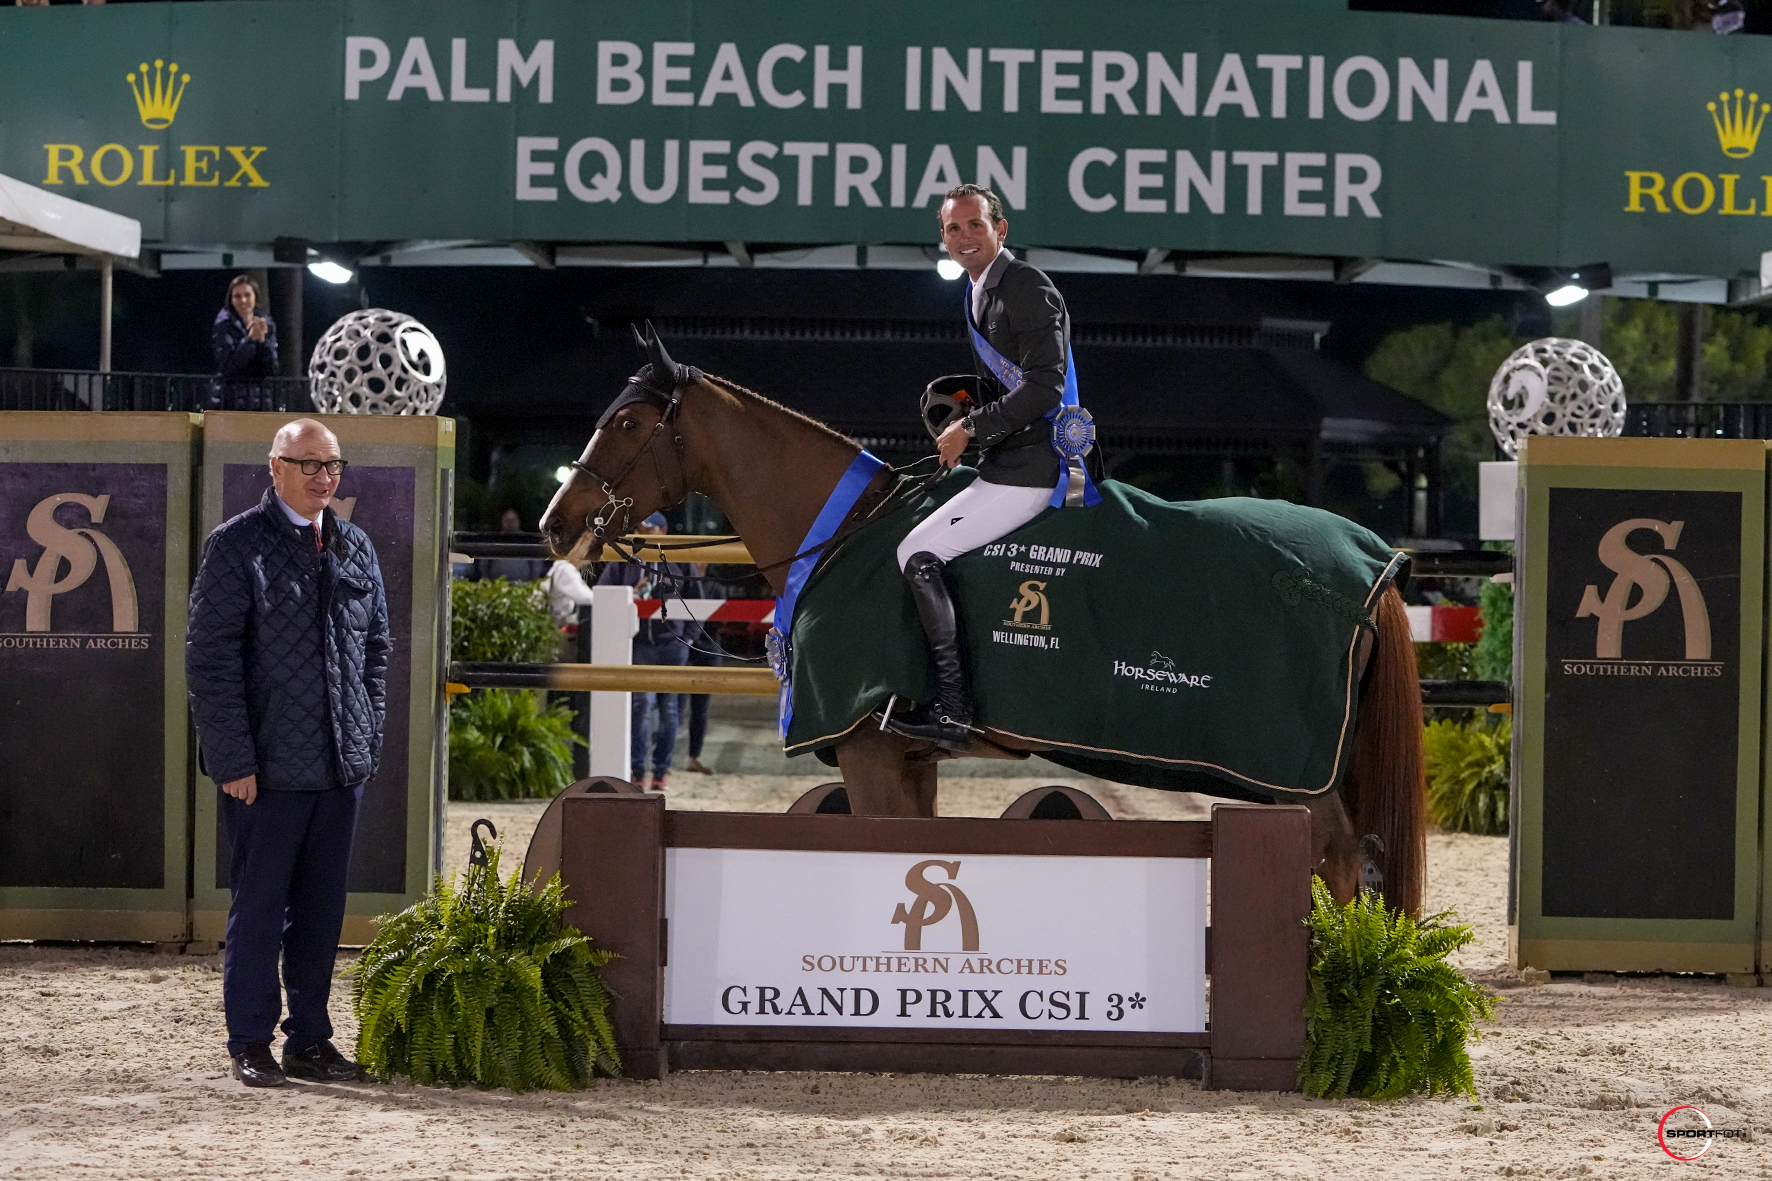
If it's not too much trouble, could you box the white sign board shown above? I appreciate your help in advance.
[1479,460,1519,542]
[663,848,1207,1033]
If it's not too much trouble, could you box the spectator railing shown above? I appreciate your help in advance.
[1625,402,1772,440]
[0,367,311,413]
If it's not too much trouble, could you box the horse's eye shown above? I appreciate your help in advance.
[621,418,639,432]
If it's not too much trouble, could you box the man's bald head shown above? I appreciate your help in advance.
[269,417,339,460]
[268,418,344,522]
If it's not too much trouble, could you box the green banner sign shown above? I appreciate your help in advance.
[3,0,1771,278]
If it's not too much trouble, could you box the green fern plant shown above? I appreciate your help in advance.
[1299,877,1496,1101]
[351,844,621,1090]
[449,688,583,801]
[1423,716,1510,836]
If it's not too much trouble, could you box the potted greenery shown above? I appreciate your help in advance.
[1298,878,1496,1100]
[352,845,621,1089]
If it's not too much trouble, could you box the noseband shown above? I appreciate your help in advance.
[571,367,699,553]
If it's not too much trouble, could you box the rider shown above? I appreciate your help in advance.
[893,184,1096,750]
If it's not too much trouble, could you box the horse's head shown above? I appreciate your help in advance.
[540,323,701,560]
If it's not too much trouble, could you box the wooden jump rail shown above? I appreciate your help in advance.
[448,664,1509,706]
[451,532,754,565]
[450,660,778,695]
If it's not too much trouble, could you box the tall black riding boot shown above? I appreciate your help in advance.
[891,551,974,751]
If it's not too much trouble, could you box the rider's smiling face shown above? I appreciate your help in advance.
[939,195,1007,282]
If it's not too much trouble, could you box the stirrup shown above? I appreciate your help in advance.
[883,702,974,751]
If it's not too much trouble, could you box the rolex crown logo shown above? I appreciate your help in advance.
[1708,87,1769,159]
[127,59,189,130]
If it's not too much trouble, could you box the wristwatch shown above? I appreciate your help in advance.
[961,415,976,438]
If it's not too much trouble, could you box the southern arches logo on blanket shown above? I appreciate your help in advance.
[993,579,1061,651]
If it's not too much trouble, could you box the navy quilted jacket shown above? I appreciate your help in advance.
[186,489,391,791]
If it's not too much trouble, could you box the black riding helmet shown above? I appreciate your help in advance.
[920,373,979,439]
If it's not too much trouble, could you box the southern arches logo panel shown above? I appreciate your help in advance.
[0,462,168,890]
[1543,487,1740,922]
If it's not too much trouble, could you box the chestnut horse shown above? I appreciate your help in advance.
[540,330,1426,912]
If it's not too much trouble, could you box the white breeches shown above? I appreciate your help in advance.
[895,479,1052,569]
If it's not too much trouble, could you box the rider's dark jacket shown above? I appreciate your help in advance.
[963,249,1068,489]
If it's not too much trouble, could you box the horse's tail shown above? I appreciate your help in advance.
[1345,582,1426,916]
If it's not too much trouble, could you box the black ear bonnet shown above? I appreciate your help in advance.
[594,322,703,429]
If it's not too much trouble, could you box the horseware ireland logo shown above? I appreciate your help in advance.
[4,493,138,633]
[1006,580,1051,630]
[891,860,980,952]
[1577,518,1710,660]
[1709,88,1768,158]
[129,59,189,129]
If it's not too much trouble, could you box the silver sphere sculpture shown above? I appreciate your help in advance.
[308,309,446,415]
[1486,337,1625,459]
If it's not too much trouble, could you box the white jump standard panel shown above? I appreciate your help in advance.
[664,849,1208,1034]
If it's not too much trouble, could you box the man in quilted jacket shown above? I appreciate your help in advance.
[187,417,390,1089]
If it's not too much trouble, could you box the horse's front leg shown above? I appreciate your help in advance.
[835,726,936,817]
[1304,789,1361,904]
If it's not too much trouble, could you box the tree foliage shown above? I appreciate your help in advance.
[1299,878,1496,1101]
[449,688,582,801]
[1599,299,1772,403]
[351,844,621,1090]
[450,577,559,664]
[1364,315,1522,509]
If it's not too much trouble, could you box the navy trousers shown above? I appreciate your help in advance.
[630,637,689,779]
[679,638,722,759]
[222,784,362,1058]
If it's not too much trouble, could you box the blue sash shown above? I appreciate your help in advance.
[766,449,886,739]
[964,283,1102,509]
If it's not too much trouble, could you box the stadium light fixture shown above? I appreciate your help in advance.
[936,258,964,281]
[308,259,354,284]
[1545,284,1588,307]
[555,465,572,484]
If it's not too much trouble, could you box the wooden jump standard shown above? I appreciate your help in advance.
[557,796,1311,1090]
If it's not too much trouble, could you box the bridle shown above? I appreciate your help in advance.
[568,348,948,579]
[569,363,698,559]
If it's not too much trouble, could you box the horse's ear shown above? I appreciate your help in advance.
[644,322,680,383]
[630,323,647,351]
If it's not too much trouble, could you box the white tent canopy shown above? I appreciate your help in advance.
[0,172,139,258]
[0,172,141,375]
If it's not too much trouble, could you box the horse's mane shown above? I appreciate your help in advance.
[701,373,860,453]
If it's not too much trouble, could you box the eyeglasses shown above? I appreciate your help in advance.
[275,457,348,477]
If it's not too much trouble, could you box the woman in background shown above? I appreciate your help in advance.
[212,274,279,411]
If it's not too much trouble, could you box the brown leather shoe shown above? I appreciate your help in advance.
[232,1044,287,1088]
[282,1040,370,1083]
